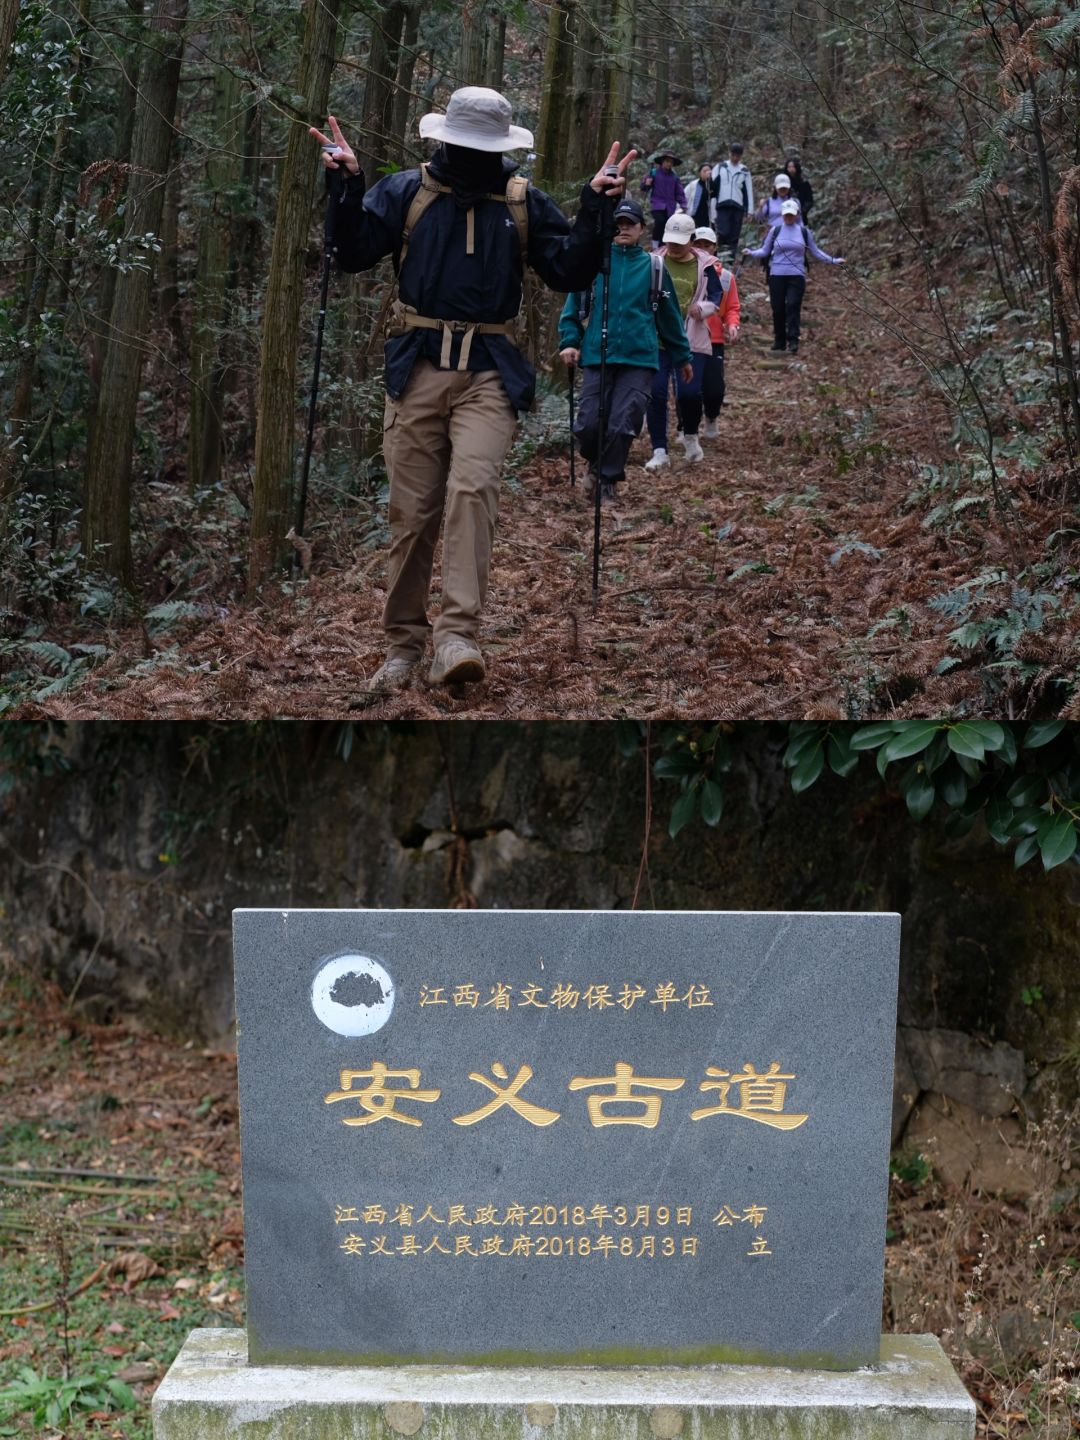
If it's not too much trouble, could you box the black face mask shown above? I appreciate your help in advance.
[431,143,509,208]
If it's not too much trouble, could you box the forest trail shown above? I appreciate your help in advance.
[27,259,1052,720]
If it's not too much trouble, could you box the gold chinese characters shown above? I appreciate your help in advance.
[324,1060,809,1131]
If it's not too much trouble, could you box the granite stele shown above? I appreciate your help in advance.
[153,909,976,1440]
[234,909,898,1371]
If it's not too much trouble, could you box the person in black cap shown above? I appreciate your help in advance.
[640,150,687,248]
[557,197,692,505]
[711,142,754,257]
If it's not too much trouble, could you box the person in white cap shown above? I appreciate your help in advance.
[692,227,740,439]
[742,200,844,354]
[644,211,722,470]
[755,173,796,231]
[310,91,633,692]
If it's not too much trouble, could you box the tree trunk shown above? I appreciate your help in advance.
[157,164,185,362]
[0,0,19,86]
[88,0,145,397]
[358,3,404,181]
[248,0,342,588]
[389,4,420,164]
[535,0,576,187]
[567,0,599,177]
[484,12,505,90]
[654,5,670,114]
[600,0,635,156]
[1,0,90,504]
[458,0,487,85]
[188,55,242,491]
[674,34,693,97]
[342,2,414,464]
[81,0,188,586]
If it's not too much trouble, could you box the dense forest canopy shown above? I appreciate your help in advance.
[0,1,1079,715]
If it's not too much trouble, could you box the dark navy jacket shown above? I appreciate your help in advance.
[332,158,607,412]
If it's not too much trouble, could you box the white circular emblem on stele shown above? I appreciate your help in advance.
[311,953,395,1037]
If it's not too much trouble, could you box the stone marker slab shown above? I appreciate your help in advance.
[153,1329,975,1440]
[233,910,900,1369]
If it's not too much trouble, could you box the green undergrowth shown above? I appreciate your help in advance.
[0,982,244,1440]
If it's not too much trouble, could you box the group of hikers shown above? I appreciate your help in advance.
[310,87,845,694]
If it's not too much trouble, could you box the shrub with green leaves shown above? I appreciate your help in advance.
[0,1366,136,1431]
[624,721,1079,870]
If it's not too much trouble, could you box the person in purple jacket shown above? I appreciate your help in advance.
[641,150,687,248]
[742,199,844,354]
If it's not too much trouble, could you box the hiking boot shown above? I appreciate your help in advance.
[769,342,786,352]
[701,418,719,439]
[682,435,704,462]
[788,341,799,354]
[366,656,420,693]
[599,481,619,507]
[583,466,599,500]
[429,640,485,686]
[644,448,670,471]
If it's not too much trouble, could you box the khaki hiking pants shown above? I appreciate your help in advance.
[381,359,518,658]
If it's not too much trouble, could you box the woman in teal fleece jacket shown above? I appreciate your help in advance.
[558,199,692,503]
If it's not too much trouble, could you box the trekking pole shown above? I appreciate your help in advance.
[591,180,617,612]
[567,362,577,487]
[294,157,344,572]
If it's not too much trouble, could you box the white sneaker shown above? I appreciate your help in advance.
[675,430,685,446]
[429,640,485,685]
[644,448,670,471]
[701,418,719,439]
[366,656,420,693]
[682,435,704,462]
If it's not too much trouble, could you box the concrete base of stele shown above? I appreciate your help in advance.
[153,1330,974,1440]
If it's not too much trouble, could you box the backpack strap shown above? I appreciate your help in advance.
[400,166,530,269]
[502,174,530,261]
[648,250,664,311]
[398,163,449,273]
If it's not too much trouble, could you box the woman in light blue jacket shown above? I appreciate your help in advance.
[743,201,844,354]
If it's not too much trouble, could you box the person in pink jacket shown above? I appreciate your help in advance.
[694,226,740,437]
[644,212,723,470]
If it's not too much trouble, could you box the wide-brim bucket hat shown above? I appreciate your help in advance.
[652,149,682,165]
[418,86,533,152]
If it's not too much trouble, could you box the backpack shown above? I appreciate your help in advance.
[767,221,810,252]
[575,250,666,324]
[384,163,532,353]
[398,162,529,272]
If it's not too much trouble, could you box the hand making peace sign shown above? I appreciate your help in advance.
[588,141,638,199]
[309,115,360,176]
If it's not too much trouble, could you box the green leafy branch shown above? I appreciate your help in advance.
[631,721,1079,870]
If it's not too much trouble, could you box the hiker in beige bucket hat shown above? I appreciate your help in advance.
[310,90,635,692]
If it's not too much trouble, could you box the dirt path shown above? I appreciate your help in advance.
[30,261,1044,720]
